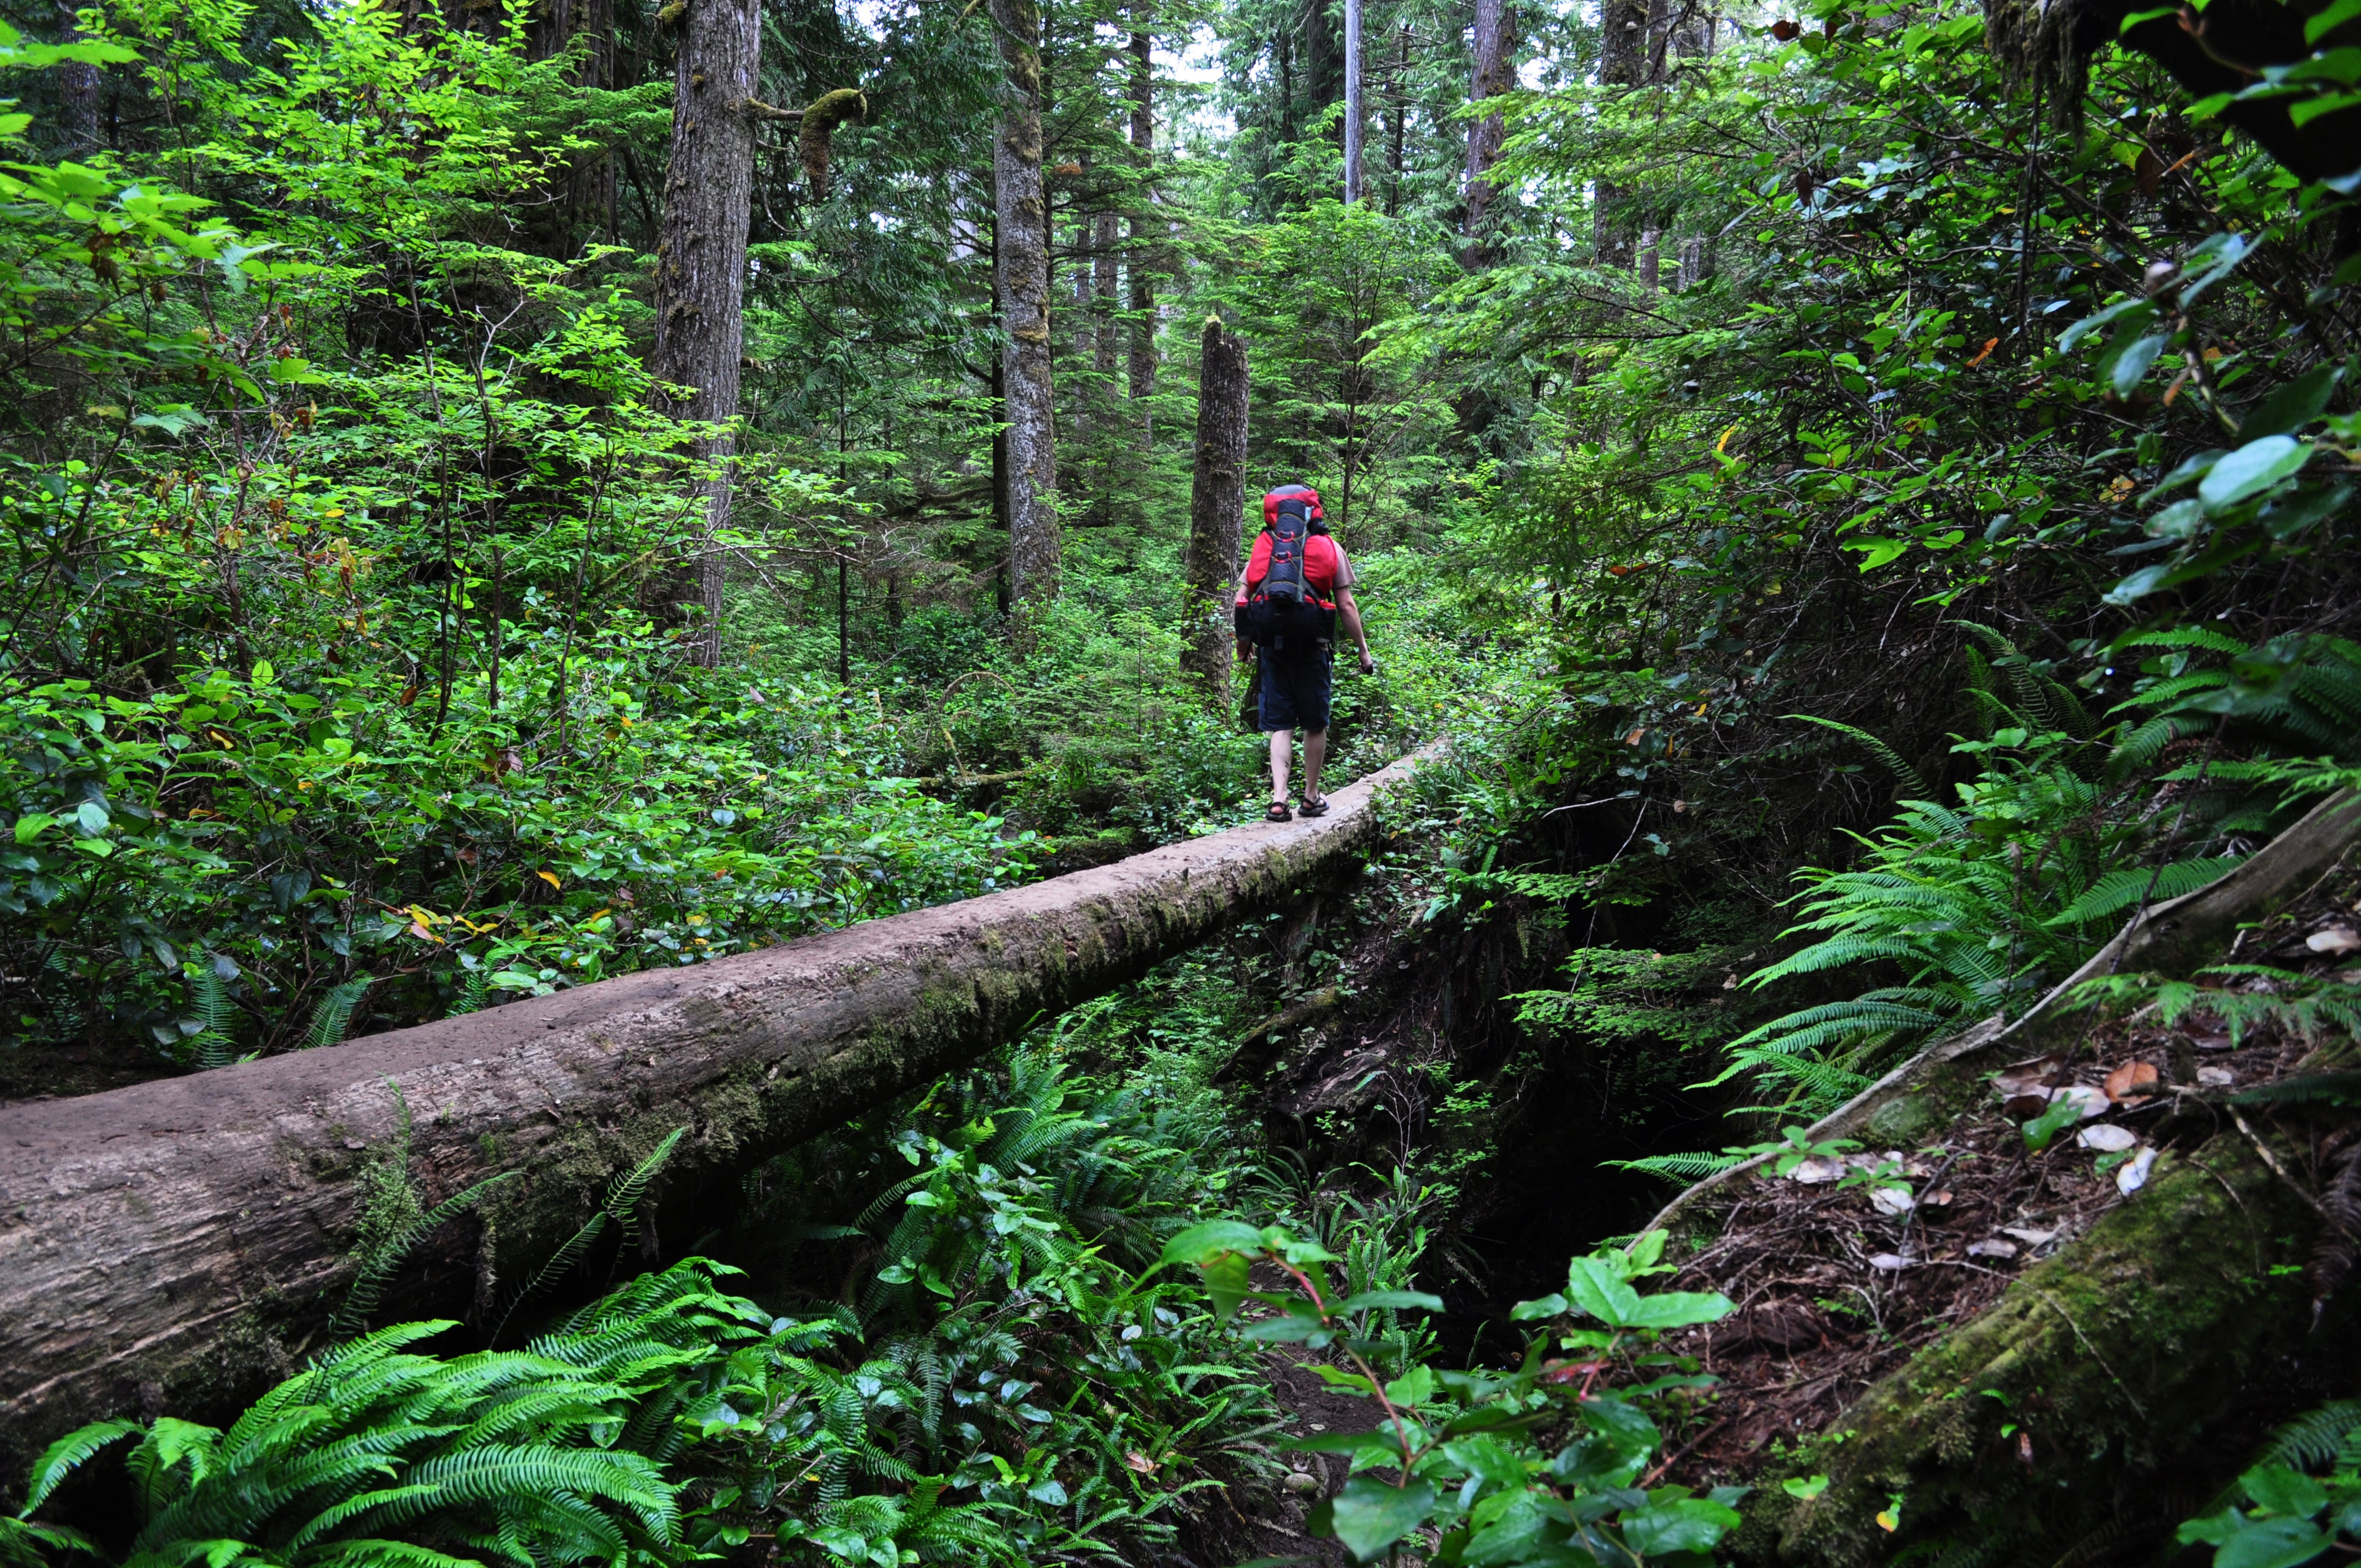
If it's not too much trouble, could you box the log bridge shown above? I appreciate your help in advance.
[0,748,1435,1463]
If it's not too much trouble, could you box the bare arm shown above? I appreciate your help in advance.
[1335,586,1372,670]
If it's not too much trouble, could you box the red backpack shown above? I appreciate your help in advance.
[1239,485,1336,650]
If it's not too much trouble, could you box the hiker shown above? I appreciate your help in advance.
[1234,483,1374,821]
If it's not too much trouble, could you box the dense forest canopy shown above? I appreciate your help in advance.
[3,0,2361,1554]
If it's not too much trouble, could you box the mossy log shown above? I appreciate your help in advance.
[0,747,1435,1464]
[1729,1132,2315,1566]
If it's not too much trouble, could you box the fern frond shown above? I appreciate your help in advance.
[1785,714,1930,800]
[2044,858,2241,928]
[1604,1151,1744,1183]
[307,977,374,1050]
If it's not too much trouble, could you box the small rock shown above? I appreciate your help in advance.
[1869,1186,1914,1216]
[343,1139,366,1150]
[1283,1471,1321,1495]
[2198,1065,2237,1087]
[1790,1156,1845,1184]
[1966,1238,2019,1259]
[1867,1253,1911,1271]
[2078,1125,2139,1153]
[2306,926,2361,955]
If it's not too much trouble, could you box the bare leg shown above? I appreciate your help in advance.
[1268,728,1293,804]
[1302,728,1328,802]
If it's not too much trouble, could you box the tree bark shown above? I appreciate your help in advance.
[1593,0,1647,269]
[52,1,99,156]
[648,0,761,667]
[1125,26,1158,415]
[1464,0,1514,239]
[1385,23,1408,216]
[1181,316,1249,696]
[0,749,1434,1466]
[1343,0,1364,203]
[991,0,1060,609]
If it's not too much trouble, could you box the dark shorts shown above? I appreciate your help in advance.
[1258,647,1332,733]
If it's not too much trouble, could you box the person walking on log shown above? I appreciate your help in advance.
[1234,483,1374,821]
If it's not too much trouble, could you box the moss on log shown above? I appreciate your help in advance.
[0,747,1434,1467]
[1729,1134,2316,1566]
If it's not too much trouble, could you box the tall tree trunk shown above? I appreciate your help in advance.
[649,0,760,667]
[53,1,99,155]
[1385,22,1408,216]
[1464,0,1514,239]
[1343,0,1364,203]
[991,0,1060,609]
[1182,317,1249,696]
[1594,0,1647,269]
[1125,25,1157,416]
[1091,206,1120,521]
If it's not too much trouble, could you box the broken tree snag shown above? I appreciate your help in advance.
[1727,1133,2315,1567]
[0,748,1436,1465]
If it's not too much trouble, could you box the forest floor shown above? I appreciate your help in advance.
[1654,865,2361,1491]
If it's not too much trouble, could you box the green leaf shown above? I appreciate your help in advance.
[2308,0,2361,41]
[1782,1474,1831,1500]
[1843,537,1910,571]
[2111,332,2169,396]
[1326,1475,1436,1561]
[1577,1395,1660,1456]
[2200,436,2309,512]
[1508,1292,1566,1321]
[2239,365,2341,438]
[1339,1289,1444,1312]
[2242,1464,2330,1519]
[13,813,55,845]
[2215,1517,2336,1568]
[2023,1095,2085,1153]
[22,1418,144,1513]
[1158,1220,1267,1270]
[1620,1496,1742,1555]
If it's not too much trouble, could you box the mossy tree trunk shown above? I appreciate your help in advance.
[648,0,760,666]
[990,0,1060,611]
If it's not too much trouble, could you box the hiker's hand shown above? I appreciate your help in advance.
[1358,654,1377,676]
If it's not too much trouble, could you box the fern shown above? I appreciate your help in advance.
[182,963,244,1070]
[1606,1150,1745,1183]
[2043,857,2242,928]
[307,977,374,1050]
[491,1128,688,1344]
[1786,714,1929,800]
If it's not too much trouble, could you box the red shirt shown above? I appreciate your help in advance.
[1237,533,1351,605]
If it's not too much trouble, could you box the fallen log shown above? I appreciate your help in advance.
[0,746,1439,1463]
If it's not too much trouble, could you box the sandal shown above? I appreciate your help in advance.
[1298,796,1330,818]
[1264,801,1293,822]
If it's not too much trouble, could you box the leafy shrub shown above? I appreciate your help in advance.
[1158,1221,1742,1565]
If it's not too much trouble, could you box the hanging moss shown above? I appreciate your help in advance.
[799,88,868,200]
